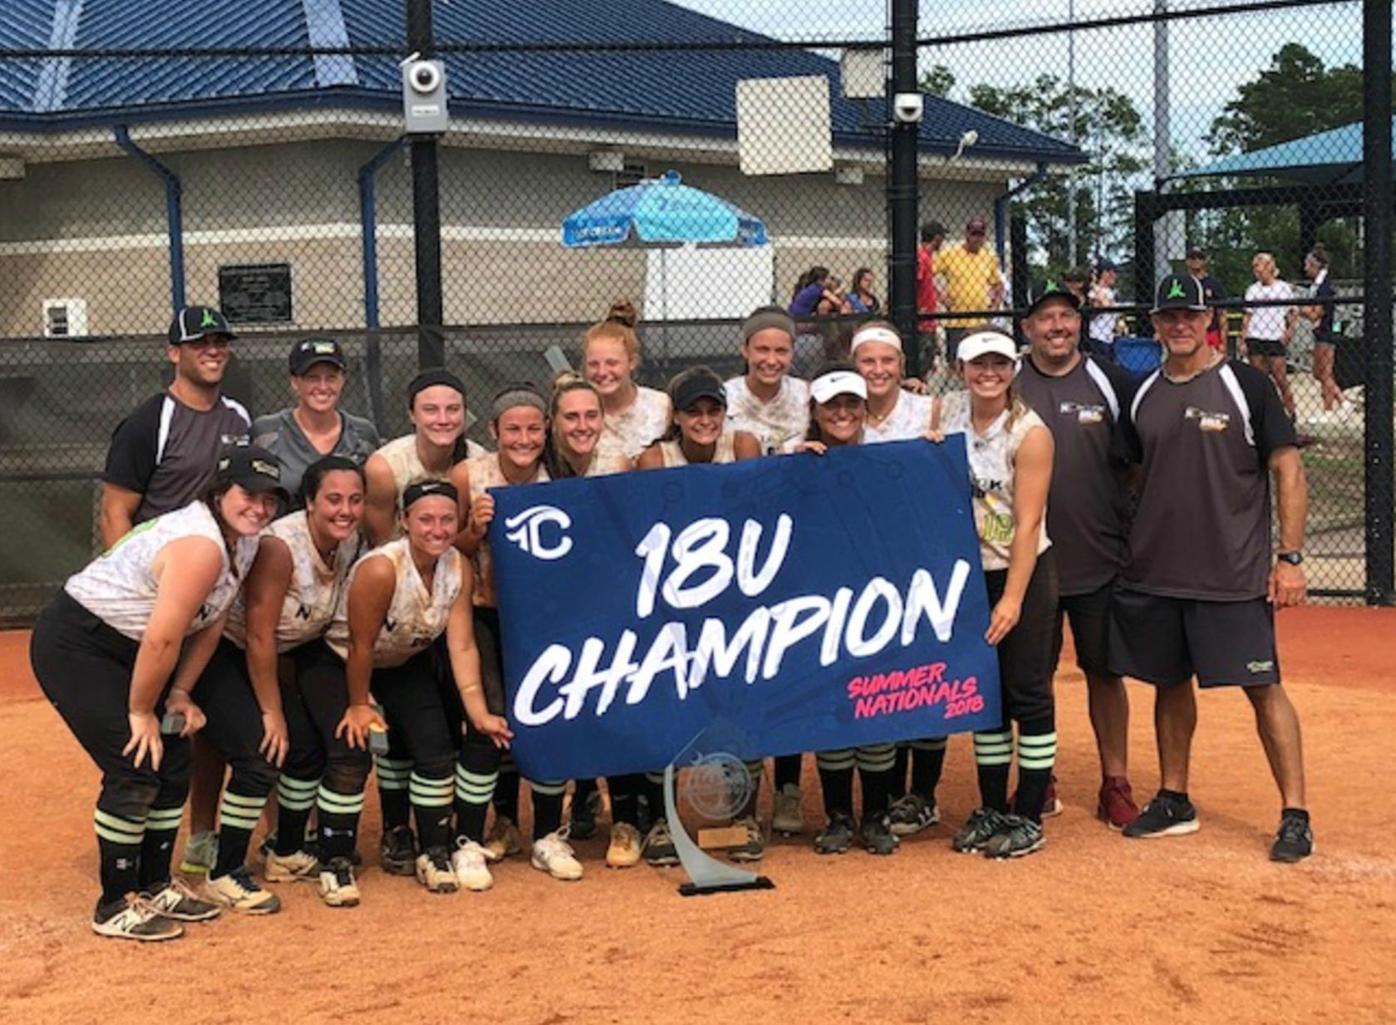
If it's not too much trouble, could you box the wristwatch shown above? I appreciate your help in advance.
[1276,551,1304,566]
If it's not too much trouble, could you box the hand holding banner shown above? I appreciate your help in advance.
[488,438,1001,781]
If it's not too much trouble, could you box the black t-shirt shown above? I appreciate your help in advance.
[1122,359,1295,601]
[1312,271,1338,342]
[1017,353,1136,596]
[103,392,252,523]
[1196,274,1228,333]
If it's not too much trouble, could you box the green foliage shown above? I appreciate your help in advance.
[967,75,1147,278]
[919,65,955,99]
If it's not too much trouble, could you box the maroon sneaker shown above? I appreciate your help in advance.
[1097,776,1140,830]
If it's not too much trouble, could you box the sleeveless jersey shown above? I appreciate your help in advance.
[223,511,366,653]
[465,453,549,607]
[938,391,1052,571]
[375,433,485,539]
[583,452,632,477]
[65,501,257,641]
[658,430,738,467]
[864,391,932,444]
[325,538,464,668]
[596,387,671,462]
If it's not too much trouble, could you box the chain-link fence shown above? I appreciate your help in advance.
[0,0,1391,623]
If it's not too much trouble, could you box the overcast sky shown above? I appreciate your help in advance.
[676,0,1367,162]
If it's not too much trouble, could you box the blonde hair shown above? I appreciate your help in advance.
[545,370,604,479]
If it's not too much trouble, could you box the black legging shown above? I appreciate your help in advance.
[192,637,282,878]
[29,591,192,906]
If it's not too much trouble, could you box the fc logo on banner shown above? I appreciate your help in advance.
[504,505,573,560]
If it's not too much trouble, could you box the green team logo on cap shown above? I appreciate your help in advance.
[200,309,219,328]
[1167,280,1187,299]
[1044,279,1058,292]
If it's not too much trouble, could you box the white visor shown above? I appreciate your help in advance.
[956,331,1019,363]
[849,325,903,354]
[810,370,868,404]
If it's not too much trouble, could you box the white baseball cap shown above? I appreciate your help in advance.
[810,369,868,404]
[956,330,1019,363]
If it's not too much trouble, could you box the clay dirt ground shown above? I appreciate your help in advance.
[1,607,1393,1025]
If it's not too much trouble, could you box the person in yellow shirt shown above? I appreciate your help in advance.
[938,216,1004,362]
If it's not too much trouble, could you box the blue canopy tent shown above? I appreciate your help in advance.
[1172,117,1394,187]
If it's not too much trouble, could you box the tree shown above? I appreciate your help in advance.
[1198,44,1389,283]
[919,65,955,99]
[968,75,1148,278]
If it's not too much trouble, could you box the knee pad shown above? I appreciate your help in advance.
[323,752,371,795]
[228,753,278,799]
[99,777,160,824]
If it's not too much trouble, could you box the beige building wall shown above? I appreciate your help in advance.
[0,138,1003,337]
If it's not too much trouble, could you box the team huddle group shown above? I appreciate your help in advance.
[29,275,1315,944]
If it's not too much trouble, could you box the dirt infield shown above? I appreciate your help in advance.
[1,608,1393,1025]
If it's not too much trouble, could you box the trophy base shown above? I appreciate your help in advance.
[679,876,776,898]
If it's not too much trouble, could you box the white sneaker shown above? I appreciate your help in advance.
[531,830,584,881]
[450,838,494,891]
[415,848,460,894]
[483,816,523,862]
[91,894,183,942]
[264,849,320,883]
[318,857,360,908]
[143,878,222,922]
[205,867,281,915]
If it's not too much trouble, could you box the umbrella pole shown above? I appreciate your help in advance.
[662,248,670,375]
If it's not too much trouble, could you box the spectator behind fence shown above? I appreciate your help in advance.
[1186,247,1229,352]
[250,337,381,504]
[916,220,947,361]
[937,216,1003,362]
[847,268,881,315]
[1062,266,1090,306]
[1087,259,1122,357]
[1302,244,1350,420]
[789,267,831,317]
[1241,252,1297,420]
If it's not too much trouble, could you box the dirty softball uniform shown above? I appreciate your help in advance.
[368,432,483,820]
[861,388,942,802]
[596,387,672,462]
[324,539,464,859]
[199,512,365,876]
[29,502,256,907]
[723,376,810,454]
[454,454,564,846]
[939,391,1059,823]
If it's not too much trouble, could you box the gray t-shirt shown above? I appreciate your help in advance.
[1122,359,1295,601]
[103,392,252,524]
[1016,354,1135,596]
[251,407,381,502]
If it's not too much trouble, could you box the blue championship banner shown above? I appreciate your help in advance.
[488,438,1002,781]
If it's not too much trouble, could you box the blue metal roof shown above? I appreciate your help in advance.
[0,0,1082,164]
[1177,118,1390,186]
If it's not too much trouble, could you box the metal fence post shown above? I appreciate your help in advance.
[1361,0,1394,605]
[888,0,920,376]
[408,0,445,370]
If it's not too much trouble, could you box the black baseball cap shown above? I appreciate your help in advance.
[289,337,346,375]
[169,306,235,346]
[1187,246,1208,259]
[1025,278,1081,314]
[215,444,288,501]
[1151,273,1208,314]
[669,366,727,412]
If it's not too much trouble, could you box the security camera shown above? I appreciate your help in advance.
[400,55,448,133]
[407,61,441,94]
[892,92,923,124]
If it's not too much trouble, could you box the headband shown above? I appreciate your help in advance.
[407,369,467,408]
[850,325,903,354]
[742,309,796,342]
[491,386,548,420]
[810,370,868,404]
[402,479,458,511]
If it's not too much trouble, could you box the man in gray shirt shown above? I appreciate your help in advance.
[1110,274,1311,862]
[1016,279,1139,830]
[100,305,251,547]
[250,337,380,504]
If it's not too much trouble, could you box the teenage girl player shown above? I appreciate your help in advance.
[29,446,280,940]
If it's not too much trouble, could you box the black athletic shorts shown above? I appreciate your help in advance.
[1247,337,1287,359]
[1108,588,1280,688]
[1051,580,1113,677]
